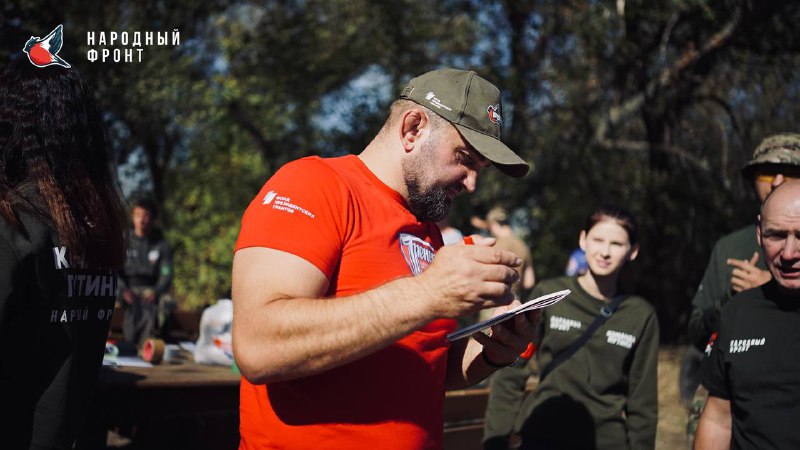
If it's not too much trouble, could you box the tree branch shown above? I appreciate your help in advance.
[593,7,742,151]
[659,10,681,65]
[595,138,709,171]
[693,94,742,135]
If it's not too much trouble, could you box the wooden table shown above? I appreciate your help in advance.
[77,362,241,450]
[96,361,241,388]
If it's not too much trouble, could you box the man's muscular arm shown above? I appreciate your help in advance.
[232,242,522,384]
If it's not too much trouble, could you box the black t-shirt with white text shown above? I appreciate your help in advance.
[0,207,117,449]
[703,280,800,450]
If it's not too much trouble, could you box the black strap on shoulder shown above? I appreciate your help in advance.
[539,295,627,381]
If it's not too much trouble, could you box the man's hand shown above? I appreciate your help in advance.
[414,234,521,319]
[445,303,539,388]
[727,252,772,294]
[473,303,539,366]
[122,289,137,305]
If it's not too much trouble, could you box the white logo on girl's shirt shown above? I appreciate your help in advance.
[606,330,636,349]
[550,316,582,332]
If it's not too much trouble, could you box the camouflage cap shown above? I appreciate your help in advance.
[742,133,800,179]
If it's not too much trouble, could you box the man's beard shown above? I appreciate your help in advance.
[405,175,450,222]
[402,138,452,222]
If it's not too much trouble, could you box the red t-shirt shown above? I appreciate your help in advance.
[235,155,456,450]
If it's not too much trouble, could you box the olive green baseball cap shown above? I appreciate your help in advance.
[399,68,530,177]
[741,133,800,179]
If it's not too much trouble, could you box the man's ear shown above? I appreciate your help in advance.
[400,108,430,153]
[757,214,763,247]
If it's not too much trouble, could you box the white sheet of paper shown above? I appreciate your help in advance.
[446,289,571,341]
[103,356,154,368]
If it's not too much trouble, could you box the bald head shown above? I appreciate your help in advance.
[761,180,800,220]
[758,180,800,293]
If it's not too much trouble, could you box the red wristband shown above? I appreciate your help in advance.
[520,342,535,359]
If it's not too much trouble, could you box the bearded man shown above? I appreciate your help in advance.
[232,68,537,450]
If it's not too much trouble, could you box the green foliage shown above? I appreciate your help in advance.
[163,126,264,310]
[460,0,800,341]
[3,0,800,339]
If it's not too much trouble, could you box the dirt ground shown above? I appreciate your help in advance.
[657,345,690,450]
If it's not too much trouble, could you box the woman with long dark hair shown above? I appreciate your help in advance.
[484,206,659,450]
[0,59,127,448]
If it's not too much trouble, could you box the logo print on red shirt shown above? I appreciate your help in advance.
[398,233,435,276]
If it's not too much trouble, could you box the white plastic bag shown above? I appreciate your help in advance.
[194,299,234,366]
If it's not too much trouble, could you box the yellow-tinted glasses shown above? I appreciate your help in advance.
[755,174,799,183]
[754,169,800,183]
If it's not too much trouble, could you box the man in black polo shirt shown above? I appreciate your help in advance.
[696,180,800,449]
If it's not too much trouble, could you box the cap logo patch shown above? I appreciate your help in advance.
[487,105,502,124]
[424,91,453,112]
[398,233,435,276]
